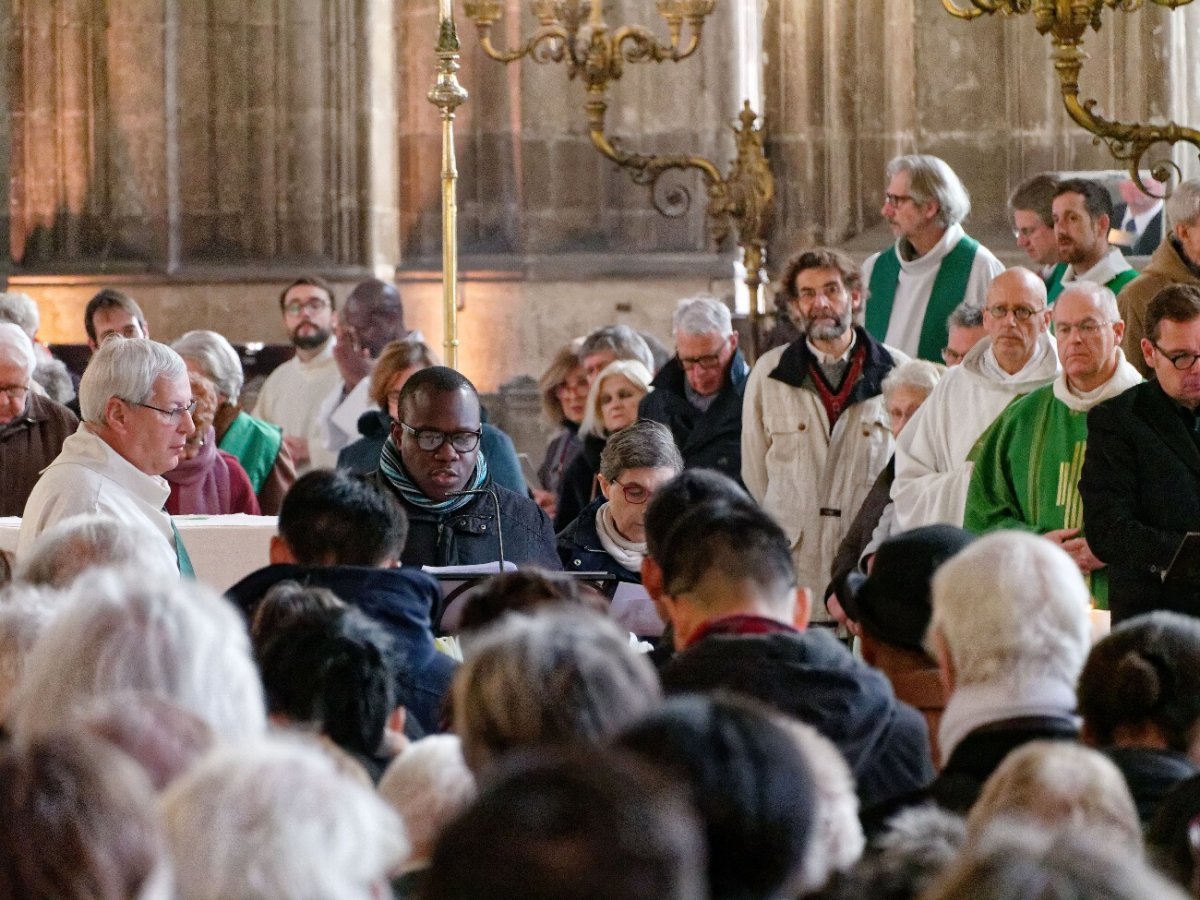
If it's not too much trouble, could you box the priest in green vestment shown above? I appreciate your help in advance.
[965,283,1143,607]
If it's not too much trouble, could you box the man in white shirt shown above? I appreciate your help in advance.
[862,154,1005,362]
[19,338,196,575]
[253,276,344,472]
[1047,178,1137,303]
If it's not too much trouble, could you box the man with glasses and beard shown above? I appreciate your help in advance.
[370,366,559,569]
[742,248,904,622]
[254,276,344,471]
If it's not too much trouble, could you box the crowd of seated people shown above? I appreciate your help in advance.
[10,162,1200,898]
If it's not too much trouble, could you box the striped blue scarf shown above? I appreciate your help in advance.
[379,433,489,514]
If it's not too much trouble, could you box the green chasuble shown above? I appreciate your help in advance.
[964,384,1107,607]
[1046,265,1138,304]
[218,411,282,495]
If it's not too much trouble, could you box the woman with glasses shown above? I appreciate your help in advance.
[532,344,589,519]
[554,358,655,532]
[557,420,683,583]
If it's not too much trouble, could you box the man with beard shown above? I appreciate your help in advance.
[742,248,904,619]
[254,276,344,472]
[1046,178,1136,303]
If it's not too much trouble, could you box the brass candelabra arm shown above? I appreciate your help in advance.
[467,20,571,64]
[942,0,1030,20]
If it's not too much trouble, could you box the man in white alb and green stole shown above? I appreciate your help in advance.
[863,154,1005,363]
[964,283,1142,608]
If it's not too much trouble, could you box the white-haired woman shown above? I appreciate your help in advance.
[553,358,654,531]
[172,330,295,514]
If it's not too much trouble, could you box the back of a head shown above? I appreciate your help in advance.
[248,580,346,656]
[967,741,1142,854]
[0,731,170,900]
[1166,178,1200,229]
[78,338,185,425]
[457,568,599,635]
[0,291,39,337]
[0,583,62,726]
[377,734,477,864]
[924,821,1188,900]
[579,324,655,372]
[10,570,266,742]
[1078,611,1200,752]
[451,608,662,775]
[615,693,818,900]
[424,746,705,900]
[258,608,399,760]
[930,531,1090,689]
[278,469,408,567]
[657,498,797,608]
[643,468,754,561]
[162,736,407,900]
[17,514,173,589]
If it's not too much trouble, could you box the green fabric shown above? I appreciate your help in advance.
[1107,268,1138,295]
[865,236,980,362]
[964,384,1107,607]
[218,412,282,494]
[1045,263,1068,302]
[170,517,195,579]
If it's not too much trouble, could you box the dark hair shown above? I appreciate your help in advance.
[258,608,399,761]
[0,732,166,899]
[458,568,606,634]
[397,365,479,421]
[779,248,862,302]
[643,468,754,561]
[1009,173,1060,227]
[1147,284,1200,343]
[658,500,797,597]
[1148,772,1200,887]
[423,747,706,900]
[616,694,818,900]
[83,288,146,345]
[278,275,336,311]
[1054,178,1114,224]
[1078,611,1200,751]
[249,580,346,657]
[278,470,408,566]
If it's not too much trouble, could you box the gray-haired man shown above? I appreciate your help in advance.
[639,295,749,481]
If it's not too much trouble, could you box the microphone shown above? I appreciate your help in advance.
[447,487,506,572]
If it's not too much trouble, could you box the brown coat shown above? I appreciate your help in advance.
[1,391,78,516]
[1117,236,1200,378]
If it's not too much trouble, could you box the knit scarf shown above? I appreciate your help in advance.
[378,433,489,514]
[164,427,232,515]
[594,502,646,573]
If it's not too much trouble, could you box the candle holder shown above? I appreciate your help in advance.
[462,0,775,345]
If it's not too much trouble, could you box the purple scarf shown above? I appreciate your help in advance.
[165,427,233,515]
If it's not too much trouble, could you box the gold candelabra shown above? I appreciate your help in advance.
[428,7,470,370]
[942,0,1199,193]
[462,0,775,341]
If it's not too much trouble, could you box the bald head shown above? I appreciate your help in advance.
[982,269,1051,375]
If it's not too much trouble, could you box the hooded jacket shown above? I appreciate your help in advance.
[226,563,455,734]
[661,626,934,809]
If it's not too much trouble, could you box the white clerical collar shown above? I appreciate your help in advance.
[806,329,857,365]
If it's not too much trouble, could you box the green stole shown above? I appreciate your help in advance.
[1047,265,1136,303]
[218,412,282,494]
[169,516,195,578]
[865,235,980,362]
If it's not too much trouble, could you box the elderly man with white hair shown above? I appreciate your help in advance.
[18,337,195,575]
[919,530,1091,814]
[639,294,750,480]
[0,322,78,516]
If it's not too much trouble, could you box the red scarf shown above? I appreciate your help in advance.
[809,342,866,429]
[684,614,797,650]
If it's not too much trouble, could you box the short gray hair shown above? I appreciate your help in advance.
[947,302,985,330]
[930,531,1090,689]
[673,295,733,339]
[378,735,477,865]
[1167,178,1200,229]
[17,514,175,589]
[0,322,36,379]
[452,609,662,775]
[78,338,187,425]
[882,359,943,402]
[887,154,971,228]
[163,736,407,900]
[599,419,683,482]
[579,324,655,372]
[0,292,39,337]
[10,569,267,742]
[1054,281,1120,321]
[172,330,244,403]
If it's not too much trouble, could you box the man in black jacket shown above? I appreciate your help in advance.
[370,366,559,571]
[645,493,934,810]
[1081,283,1200,622]
[639,295,749,481]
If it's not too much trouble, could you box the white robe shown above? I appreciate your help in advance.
[253,338,343,472]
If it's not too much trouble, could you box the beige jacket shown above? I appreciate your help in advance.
[1117,236,1200,378]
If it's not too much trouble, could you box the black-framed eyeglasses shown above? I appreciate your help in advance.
[283,298,331,316]
[130,399,197,423]
[399,421,482,452]
[986,304,1045,322]
[1152,342,1200,371]
[611,478,652,504]
[883,192,916,207]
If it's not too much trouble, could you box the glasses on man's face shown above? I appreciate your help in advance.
[679,343,728,372]
[399,421,482,453]
[0,383,29,400]
[283,298,331,316]
[131,399,197,423]
[1054,319,1112,340]
[883,193,916,208]
[795,283,846,306]
[1152,343,1200,371]
[1012,224,1048,240]
[986,304,1045,323]
[611,478,652,504]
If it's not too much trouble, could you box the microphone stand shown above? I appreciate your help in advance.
[447,487,506,572]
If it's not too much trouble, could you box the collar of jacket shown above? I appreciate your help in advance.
[402,476,499,535]
[652,349,751,397]
[768,325,894,402]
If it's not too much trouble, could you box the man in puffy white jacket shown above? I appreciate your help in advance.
[743,248,906,618]
[891,267,1060,531]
